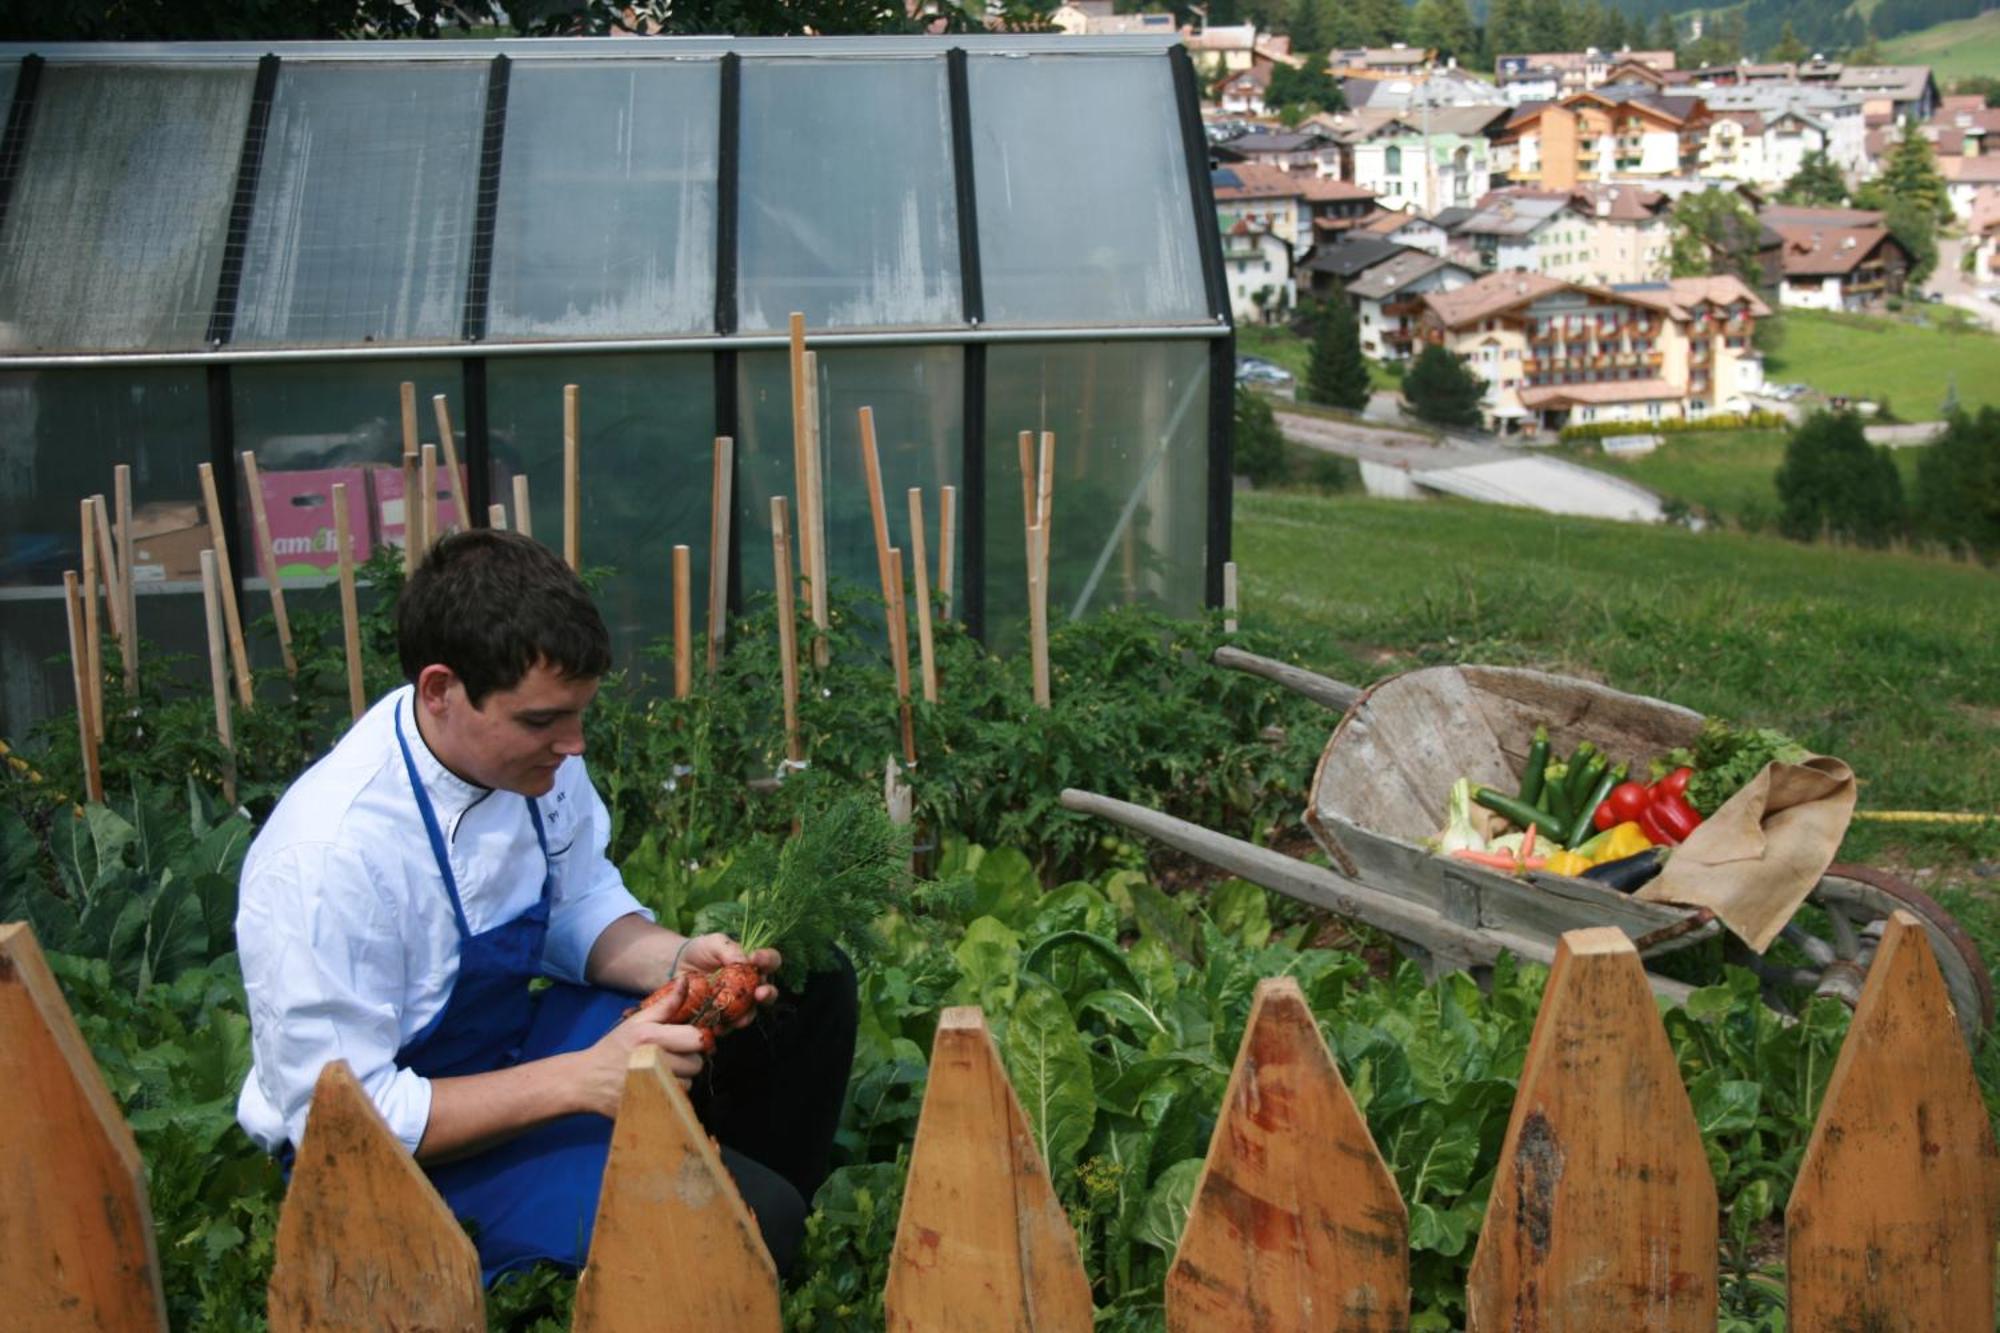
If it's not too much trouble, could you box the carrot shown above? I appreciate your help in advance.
[628,961,764,1033]
[1449,849,1550,872]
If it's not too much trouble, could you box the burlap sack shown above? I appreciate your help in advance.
[1635,756,1857,953]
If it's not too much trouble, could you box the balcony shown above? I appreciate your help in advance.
[1614,351,1638,367]
[1523,358,1541,375]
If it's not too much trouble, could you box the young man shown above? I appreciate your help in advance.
[235,529,855,1281]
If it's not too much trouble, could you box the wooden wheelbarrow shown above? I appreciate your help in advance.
[1062,649,1993,1043]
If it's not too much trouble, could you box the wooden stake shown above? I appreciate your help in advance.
[859,406,895,603]
[1036,429,1055,583]
[1223,560,1239,634]
[0,923,168,1329]
[1787,912,2000,1328]
[88,494,123,647]
[399,382,420,574]
[907,489,938,705]
[937,483,956,623]
[487,502,507,531]
[199,549,236,808]
[512,473,533,541]
[79,501,103,743]
[770,497,803,766]
[269,1062,484,1332]
[707,436,733,673]
[195,462,253,710]
[573,1049,779,1331]
[239,452,296,677]
[887,545,915,765]
[1017,429,1036,583]
[672,544,692,701]
[430,393,468,536]
[787,315,819,654]
[333,482,365,724]
[114,464,137,694]
[1028,522,1051,708]
[1167,978,1407,1329]
[802,349,829,668]
[884,1009,1094,1329]
[419,444,440,559]
[62,571,103,804]
[563,384,581,571]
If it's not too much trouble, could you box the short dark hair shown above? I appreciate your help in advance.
[397,530,612,705]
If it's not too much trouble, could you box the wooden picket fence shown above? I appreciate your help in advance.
[4,911,1994,1331]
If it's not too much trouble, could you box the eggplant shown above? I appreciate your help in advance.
[1581,847,1667,894]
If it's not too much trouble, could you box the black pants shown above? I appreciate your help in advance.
[692,951,859,1277]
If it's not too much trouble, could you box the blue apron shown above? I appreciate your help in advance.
[393,706,632,1283]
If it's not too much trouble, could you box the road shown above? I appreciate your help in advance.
[1930,236,2000,333]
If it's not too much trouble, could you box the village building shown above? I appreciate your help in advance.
[1211,128,1343,179]
[1767,219,1914,311]
[1326,105,1507,214]
[1222,220,1296,325]
[1413,271,1768,433]
[1494,91,1709,189]
[1494,48,1677,104]
[1344,250,1476,361]
[1211,162,1310,257]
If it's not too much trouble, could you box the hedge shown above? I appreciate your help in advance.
[1558,410,1791,444]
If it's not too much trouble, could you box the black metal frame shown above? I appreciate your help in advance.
[946,47,986,640]
[1169,43,1234,608]
[714,53,743,616]
[206,54,279,349]
[0,55,42,240]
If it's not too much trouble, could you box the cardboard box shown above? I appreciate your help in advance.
[129,502,210,584]
[370,463,467,554]
[259,466,372,576]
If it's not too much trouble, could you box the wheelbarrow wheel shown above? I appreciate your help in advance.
[1726,864,1992,1046]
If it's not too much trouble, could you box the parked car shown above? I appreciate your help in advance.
[1235,356,1293,387]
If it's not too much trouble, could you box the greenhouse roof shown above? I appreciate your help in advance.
[0,36,1229,365]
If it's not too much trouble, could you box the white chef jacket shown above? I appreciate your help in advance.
[234,685,652,1155]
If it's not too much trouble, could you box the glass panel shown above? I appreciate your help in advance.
[983,341,1208,649]
[0,63,16,109]
[487,61,719,339]
[0,65,252,352]
[969,55,1207,327]
[234,64,485,346]
[0,368,212,734]
[486,355,716,669]
[734,347,962,610]
[736,58,960,332]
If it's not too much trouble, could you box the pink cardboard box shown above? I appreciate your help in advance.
[370,463,467,554]
[258,467,372,577]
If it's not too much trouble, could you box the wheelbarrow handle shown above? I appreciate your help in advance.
[1210,646,1362,714]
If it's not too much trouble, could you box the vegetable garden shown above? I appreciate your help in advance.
[5,387,1999,1330]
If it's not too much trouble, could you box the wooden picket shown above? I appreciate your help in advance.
[1466,927,1717,1331]
[573,1046,780,1331]
[1786,910,1999,1330]
[883,1005,1095,1331]
[4,917,1997,1330]
[267,1060,484,1332]
[0,922,167,1331]
[1167,976,1407,1331]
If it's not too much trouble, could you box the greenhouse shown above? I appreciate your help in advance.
[0,34,1232,733]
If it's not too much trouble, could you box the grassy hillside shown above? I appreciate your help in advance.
[1234,491,2000,869]
[1765,309,2000,418]
[1881,10,2000,85]
[1565,427,1925,527]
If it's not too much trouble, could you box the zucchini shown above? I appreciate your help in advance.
[1518,726,1551,808]
[1565,762,1625,851]
[1472,787,1570,841]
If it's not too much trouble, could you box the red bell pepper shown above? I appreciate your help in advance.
[1638,788,1703,845]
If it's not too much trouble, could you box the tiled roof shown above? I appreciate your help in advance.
[1759,203,1884,229]
[1211,162,1306,201]
[1421,270,1567,326]
[1770,224,1904,276]
[1346,251,1468,299]
[1521,378,1682,407]
[1457,194,1572,237]
[1294,176,1379,203]
[1300,236,1414,278]
[1612,275,1771,318]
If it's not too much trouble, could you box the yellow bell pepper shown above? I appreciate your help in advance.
[1542,849,1592,877]
[1589,821,1653,866]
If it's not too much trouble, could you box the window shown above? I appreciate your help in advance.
[1385,145,1402,175]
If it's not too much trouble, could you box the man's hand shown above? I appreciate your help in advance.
[577,980,713,1109]
[675,932,782,1031]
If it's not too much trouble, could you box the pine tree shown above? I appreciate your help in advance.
[1780,150,1848,207]
[1769,21,1808,63]
[1403,343,1486,429]
[1308,293,1372,411]
[1409,0,1476,59]
[1486,0,1534,57]
[1880,122,1951,223]
[1650,13,1679,56]
[1234,385,1289,487]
